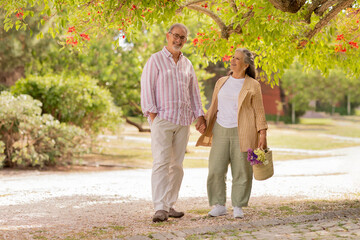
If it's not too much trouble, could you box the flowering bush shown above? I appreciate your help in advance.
[11,75,122,134]
[0,91,88,168]
[247,148,269,165]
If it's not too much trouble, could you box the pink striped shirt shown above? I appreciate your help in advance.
[141,47,204,126]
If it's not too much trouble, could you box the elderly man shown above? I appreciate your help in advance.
[141,23,206,222]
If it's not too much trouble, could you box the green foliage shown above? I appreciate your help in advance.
[0,84,9,92]
[11,75,122,134]
[0,91,87,168]
[316,102,355,116]
[0,141,5,168]
[281,61,360,118]
[281,61,314,113]
[25,21,211,119]
[2,1,359,84]
[266,114,299,124]
[0,8,56,74]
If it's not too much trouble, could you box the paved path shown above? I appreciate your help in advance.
[1,147,359,207]
[1,146,360,239]
[126,208,360,239]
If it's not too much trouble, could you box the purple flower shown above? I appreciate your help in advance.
[247,149,252,161]
[247,148,262,165]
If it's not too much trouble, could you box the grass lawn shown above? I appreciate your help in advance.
[85,116,360,168]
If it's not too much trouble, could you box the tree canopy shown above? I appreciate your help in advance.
[1,0,360,86]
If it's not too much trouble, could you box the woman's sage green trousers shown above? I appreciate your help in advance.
[207,122,253,207]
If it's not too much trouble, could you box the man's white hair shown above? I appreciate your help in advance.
[168,23,189,36]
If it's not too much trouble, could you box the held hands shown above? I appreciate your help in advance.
[195,116,206,134]
[257,130,267,149]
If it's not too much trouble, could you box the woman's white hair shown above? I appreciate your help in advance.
[235,48,256,79]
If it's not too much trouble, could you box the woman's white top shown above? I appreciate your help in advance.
[216,76,245,128]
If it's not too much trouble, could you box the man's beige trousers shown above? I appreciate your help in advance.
[150,117,190,211]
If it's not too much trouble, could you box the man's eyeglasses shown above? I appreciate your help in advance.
[169,32,187,41]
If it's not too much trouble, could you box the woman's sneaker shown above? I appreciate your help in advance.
[233,207,244,218]
[208,204,227,217]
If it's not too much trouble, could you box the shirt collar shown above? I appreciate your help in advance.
[162,46,183,59]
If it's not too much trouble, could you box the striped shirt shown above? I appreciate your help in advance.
[141,47,204,126]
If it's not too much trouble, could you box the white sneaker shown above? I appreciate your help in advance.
[233,207,244,218]
[208,204,227,217]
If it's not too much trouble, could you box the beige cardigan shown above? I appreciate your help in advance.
[196,75,268,152]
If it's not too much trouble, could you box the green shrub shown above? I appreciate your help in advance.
[316,102,355,116]
[11,75,122,134]
[0,84,9,92]
[0,91,88,168]
[0,141,5,168]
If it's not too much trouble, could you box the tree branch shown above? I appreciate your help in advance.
[304,0,328,23]
[184,5,229,38]
[123,117,150,132]
[129,100,143,114]
[229,10,254,35]
[176,0,213,13]
[116,0,126,12]
[228,0,238,13]
[314,0,341,16]
[305,0,355,40]
[182,0,208,6]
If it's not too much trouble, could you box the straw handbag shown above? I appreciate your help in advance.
[252,148,274,181]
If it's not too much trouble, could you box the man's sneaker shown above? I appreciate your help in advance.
[208,204,227,217]
[169,208,184,218]
[233,207,244,218]
[152,210,168,222]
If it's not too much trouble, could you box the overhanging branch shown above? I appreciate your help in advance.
[305,0,355,40]
[184,5,229,38]
[304,0,328,23]
[230,10,254,35]
[314,0,341,16]
[180,3,254,39]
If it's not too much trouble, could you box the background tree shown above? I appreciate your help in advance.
[281,61,360,119]
[0,9,52,86]
[281,61,314,123]
[314,68,348,115]
[346,76,360,114]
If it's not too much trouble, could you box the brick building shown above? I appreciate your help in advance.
[260,81,285,116]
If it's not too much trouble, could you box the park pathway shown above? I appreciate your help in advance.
[1,147,359,206]
[0,146,359,239]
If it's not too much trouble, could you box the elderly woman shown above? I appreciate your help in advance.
[196,48,268,218]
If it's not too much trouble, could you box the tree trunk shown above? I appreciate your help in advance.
[124,117,150,132]
[267,0,306,13]
[347,94,351,115]
[292,102,296,124]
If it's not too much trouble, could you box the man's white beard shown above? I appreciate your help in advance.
[172,44,182,51]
